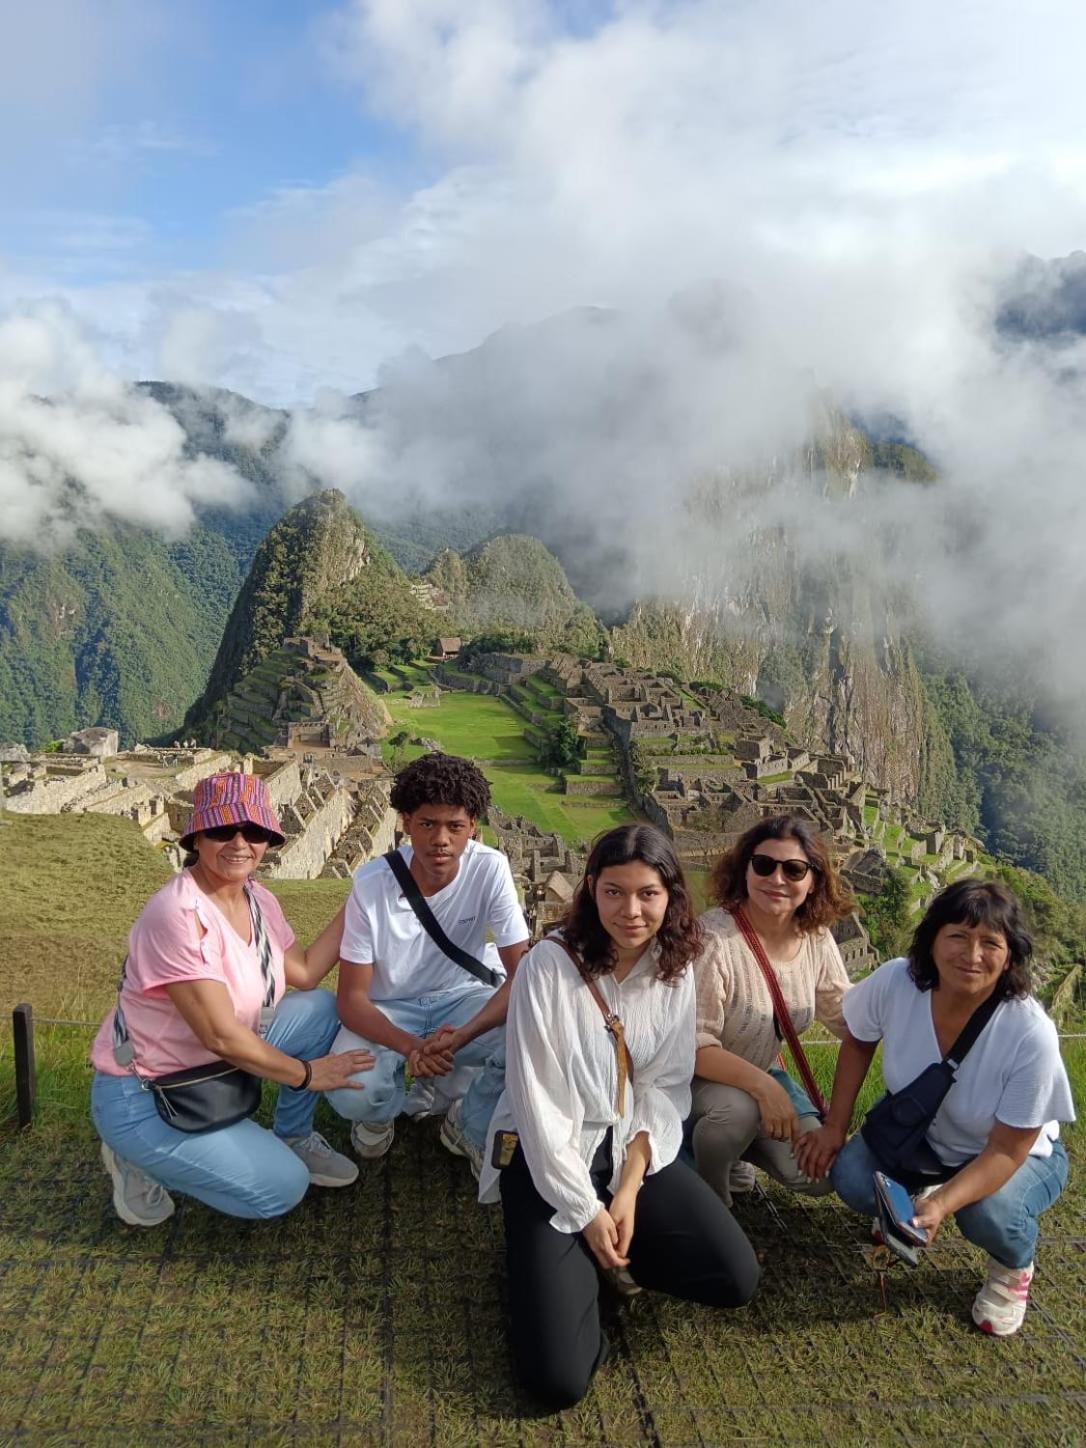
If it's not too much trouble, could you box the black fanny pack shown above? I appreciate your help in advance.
[144,1060,263,1133]
[860,990,1000,1188]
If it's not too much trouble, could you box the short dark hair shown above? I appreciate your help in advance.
[710,814,855,932]
[561,823,703,984]
[908,879,1033,999]
[389,752,491,819]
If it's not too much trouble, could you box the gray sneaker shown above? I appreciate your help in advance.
[101,1142,175,1227]
[282,1131,359,1187]
[350,1119,395,1160]
[439,1100,484,1180]
[730,1161,757,1194]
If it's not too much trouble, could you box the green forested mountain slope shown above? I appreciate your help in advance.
[185,490,431,731]
[425,534,607,656]
[0,524,237,746]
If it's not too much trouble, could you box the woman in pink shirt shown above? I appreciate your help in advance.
[90,772,373,1226]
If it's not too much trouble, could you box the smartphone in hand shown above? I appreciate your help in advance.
[873,1172,930,1264]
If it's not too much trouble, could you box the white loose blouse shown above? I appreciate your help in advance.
[478,935,696,1233]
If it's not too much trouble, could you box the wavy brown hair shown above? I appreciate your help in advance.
[560,824,702,984]
[710,814,855,932]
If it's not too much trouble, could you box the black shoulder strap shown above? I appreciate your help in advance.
[944,991,1002,1070]
[383,849,501,988]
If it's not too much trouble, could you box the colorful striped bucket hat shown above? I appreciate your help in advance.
[179,771,286,850]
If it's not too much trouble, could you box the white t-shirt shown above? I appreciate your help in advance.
[844,957,1075,1165]
[340,839,529,1001]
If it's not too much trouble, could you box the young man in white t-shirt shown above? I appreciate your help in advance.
[326,753,530,1176]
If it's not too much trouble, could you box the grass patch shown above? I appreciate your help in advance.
[2,819,1085,1442]
[487,764,633,847]
[379,690,637,845]
[3,1026,1082,1443]
[382,692,536,762]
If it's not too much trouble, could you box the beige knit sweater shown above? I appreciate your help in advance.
[693,907,851,1071]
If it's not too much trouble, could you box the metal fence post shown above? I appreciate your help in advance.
[13,1003,35,1129]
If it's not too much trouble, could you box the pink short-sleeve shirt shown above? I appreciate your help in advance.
[90,872,296,1077]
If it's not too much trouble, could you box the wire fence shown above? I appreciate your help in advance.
[15,1013,1086,1040]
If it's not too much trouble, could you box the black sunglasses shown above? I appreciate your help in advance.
[749,852,815,882]
[202,823,275,845]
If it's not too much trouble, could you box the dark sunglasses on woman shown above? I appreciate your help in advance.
[202,823,276,845]
[749,852,814,882]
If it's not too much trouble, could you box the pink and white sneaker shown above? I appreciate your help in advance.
[971,1257,1034,1337]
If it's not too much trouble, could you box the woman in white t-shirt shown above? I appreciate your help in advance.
[797,880,1074,1338]
[479,824,760,1411]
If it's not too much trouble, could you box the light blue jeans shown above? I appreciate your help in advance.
[830,1131,1069,1268]
[325,983,505,1149]
[91,988,342,1220]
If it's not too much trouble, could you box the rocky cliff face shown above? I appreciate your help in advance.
[612,417,948,807]
[183,487,434,741]
[188,489,373,723]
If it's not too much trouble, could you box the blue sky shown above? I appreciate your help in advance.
[3,0,1086,406]
[1,1,429,283]
[5,0,1086,700]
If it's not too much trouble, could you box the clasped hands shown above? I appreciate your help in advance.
[406,1023,464,1079]
[582,1185,639,1271]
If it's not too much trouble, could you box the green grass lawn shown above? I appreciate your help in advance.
[380,690,636,846]
[2,813,1085,1443]
[383,692,537,762]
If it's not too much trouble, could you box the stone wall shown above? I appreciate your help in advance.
[4,760,108,813]
[253,758,302,813]
[266,781,355,880]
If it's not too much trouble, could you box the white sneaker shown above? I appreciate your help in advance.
[439,1100,484,1180]
[101,1142,175,1227]
[972,1257,1034,1337]
[350,1119,395,1160]
[282,1131,359,1187]
[730,1161,757,1194]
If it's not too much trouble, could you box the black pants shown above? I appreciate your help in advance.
[500,1136,761,1411]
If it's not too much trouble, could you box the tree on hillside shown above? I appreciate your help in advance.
[460,630,536,659]
[539,716,583,771]
[858,867,912,959]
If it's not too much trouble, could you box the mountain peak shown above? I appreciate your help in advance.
[186,490,375,724]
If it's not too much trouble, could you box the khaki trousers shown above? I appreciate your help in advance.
[690,1077,834,1208]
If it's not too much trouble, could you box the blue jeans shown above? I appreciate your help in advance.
[326,983,505,1149]
[831,1131,1069,1268]
[91,988,342,1220]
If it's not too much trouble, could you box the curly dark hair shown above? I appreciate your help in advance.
[710,814,855,932]
[389,752,491,818]
[908,879,1033,1000]
[560,824,703,985]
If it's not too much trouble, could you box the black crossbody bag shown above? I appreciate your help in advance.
[860,990,1001,1188]
[383,849,502,988]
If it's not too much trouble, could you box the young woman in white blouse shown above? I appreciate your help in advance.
[479,824,760,1411]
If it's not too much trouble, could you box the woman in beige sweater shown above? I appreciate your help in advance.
[691,815,855,1206]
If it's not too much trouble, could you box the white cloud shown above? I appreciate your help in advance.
[0,303,250,545]
[4,0,1086,710]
